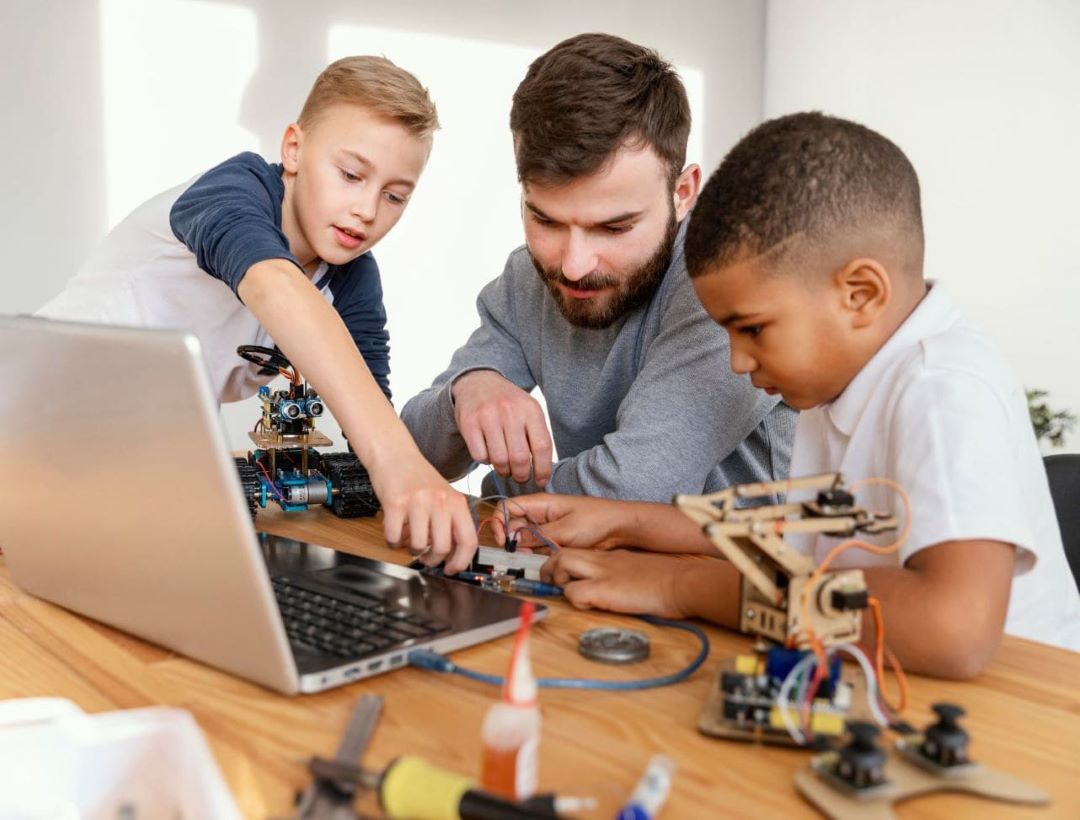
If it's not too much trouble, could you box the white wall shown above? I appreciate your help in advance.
[764,0,1080,451]
[0,0,766,455]
[10,1,1070,453]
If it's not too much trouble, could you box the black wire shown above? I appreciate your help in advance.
[236,344,292,375]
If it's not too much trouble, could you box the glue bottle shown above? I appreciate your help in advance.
[481,600,541,800]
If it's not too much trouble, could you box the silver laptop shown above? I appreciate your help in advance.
[0,316,540,694]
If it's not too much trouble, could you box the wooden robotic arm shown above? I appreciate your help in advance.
[674,474,899,648]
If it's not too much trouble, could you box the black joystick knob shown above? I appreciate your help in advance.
[921,702,969,767]
[836,722,887,789]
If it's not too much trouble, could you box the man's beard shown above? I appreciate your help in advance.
[530,211,679,329]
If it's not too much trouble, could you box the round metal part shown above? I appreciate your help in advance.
[281,477,330,505]
[303,477,329,505]
[578,627,650,664]
[279,400,302,419]
[307,400,324,417]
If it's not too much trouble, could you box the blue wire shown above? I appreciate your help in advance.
[408,615,709,691]
[511,579,565,597]
[490,470,509,500]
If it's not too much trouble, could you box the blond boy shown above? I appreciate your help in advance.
[503,112,1080,678]
[38,57,477,571]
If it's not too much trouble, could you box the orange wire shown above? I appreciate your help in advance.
[792,477,913,728]
[475,515,499,540]
[799,632,829,733]
[869,595,909,713]
[796,477,913,645]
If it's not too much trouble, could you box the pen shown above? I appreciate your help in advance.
[616,755,676,820]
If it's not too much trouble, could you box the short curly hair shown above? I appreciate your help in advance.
[686,112,923,278]
[510,33,690,187]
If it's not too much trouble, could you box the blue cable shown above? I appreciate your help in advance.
[408,615,709,691]
[489,470,509,501]
[511,579,565,597]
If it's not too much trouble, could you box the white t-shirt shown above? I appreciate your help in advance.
[788,281,1080,650]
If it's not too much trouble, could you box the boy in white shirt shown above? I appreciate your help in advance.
[500,112,1080,678]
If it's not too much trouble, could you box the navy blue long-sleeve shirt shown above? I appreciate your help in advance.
[39,152,392,403]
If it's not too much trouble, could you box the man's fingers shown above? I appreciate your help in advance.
[479,414,511,477]
[458,417,490,466]
[524,412,554,487]
[504,424,534,484]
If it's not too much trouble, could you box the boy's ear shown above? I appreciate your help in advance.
[673,164,701,221]
[835,258,891,329]
[280,123,303,174]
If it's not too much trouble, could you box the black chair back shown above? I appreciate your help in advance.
[1044,454,1080,594]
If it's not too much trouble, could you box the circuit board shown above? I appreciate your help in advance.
[698,648,870,748]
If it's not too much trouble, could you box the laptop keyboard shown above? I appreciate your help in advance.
[271,575,449,659]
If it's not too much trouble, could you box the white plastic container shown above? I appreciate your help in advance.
[0,698,240,819]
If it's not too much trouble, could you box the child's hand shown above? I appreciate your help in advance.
[539,549,693,618]
[492,493,628,551]
[372,453,478,574]
[451,370,554,487]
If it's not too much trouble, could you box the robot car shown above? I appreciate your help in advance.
[231,345,379,521]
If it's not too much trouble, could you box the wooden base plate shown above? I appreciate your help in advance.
[794,739,1050,819]
[248,431,333,450]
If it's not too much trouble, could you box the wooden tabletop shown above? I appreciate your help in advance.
[1,506,1078,818]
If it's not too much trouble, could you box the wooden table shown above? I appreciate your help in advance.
[2,506,1078,818]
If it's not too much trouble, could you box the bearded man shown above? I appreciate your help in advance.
[401,34,795,500]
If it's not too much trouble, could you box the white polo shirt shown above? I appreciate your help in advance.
[788,281,1080,650]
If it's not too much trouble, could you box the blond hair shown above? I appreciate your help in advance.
[298,56,439,139]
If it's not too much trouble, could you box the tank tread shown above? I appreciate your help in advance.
[233,456,261,520]
[327,461,380,518]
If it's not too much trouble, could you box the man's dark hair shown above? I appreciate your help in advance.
[510,33,691,187]
[685,112,924,278]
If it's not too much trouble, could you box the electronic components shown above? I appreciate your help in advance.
[698,645,853,747]
[676,474,902,748]
[418,547,555,599]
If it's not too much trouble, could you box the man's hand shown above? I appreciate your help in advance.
[369,446,478,574]
[451,370,554,486]
[540,549,699,617]
[492,493,628,551]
